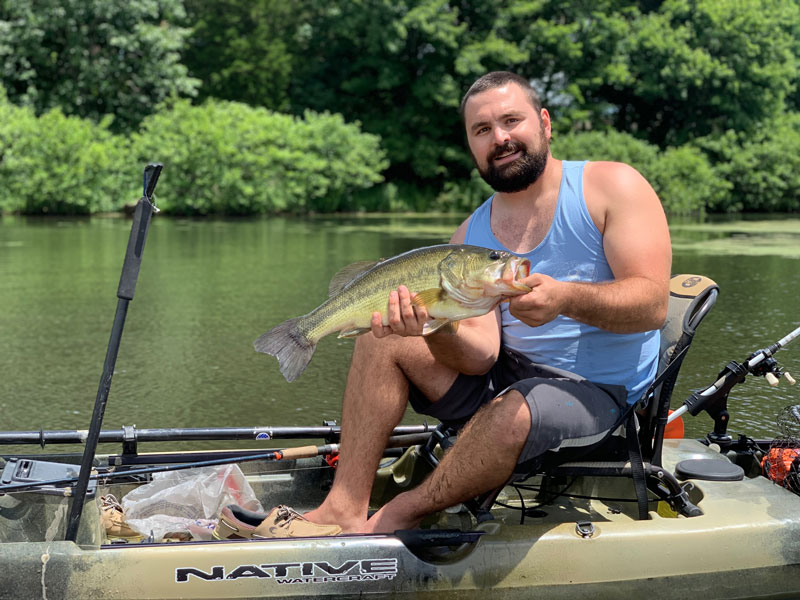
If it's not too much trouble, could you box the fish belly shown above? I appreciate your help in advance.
[303,270,444,341]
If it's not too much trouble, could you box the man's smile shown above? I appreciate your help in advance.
[492,150,523,166]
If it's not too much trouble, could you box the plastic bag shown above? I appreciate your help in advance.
[121,464,263,541]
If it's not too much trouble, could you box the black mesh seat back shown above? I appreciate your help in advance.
[660,275,719,370]
[641,275,719,447]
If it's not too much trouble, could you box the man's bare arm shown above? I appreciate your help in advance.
[508,162,671,333]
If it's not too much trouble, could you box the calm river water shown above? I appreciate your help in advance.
[1,213,799,453]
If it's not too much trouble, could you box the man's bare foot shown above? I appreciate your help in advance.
[363,495,423,534]
[303,505,367,534]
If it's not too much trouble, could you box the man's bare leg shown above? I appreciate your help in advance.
[303,331,458,532]
[363,390,531,533]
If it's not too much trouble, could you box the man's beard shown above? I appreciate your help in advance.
[476,134,549,193]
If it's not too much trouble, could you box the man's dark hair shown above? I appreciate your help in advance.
[459,71,542,121]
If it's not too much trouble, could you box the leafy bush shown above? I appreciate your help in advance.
[0,93,129,214]
[648,146,730,215]
[349,182,441,213]
[131,99,388,215]
[434,169,494,213]
[551,129,659,176]
[0,0,198,132]
[551,130,732,215]
[698,114,800,213]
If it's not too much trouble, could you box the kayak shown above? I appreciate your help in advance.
[0,422,799,599]
[1,165,798,599]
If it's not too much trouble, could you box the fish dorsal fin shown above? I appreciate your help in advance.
[411,288,444,309]
[328,260,381,296]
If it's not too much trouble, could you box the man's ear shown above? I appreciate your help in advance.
[540,108,552,140]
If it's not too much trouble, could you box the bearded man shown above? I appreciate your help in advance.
[241,71,672,536]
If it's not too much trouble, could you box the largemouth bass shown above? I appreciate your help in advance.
[255,244,531,382]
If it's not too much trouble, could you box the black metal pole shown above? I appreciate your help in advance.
[64,164,162,543]
[0,432,432,494]
[0,424,434,446]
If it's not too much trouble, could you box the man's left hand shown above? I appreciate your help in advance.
[507,273,564,327]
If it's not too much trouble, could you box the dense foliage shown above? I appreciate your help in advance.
[0,0,198,132]
[182,0,295,112]
[551,131,731,215]
[0,91,129,214]
[131,100,387,214]
[1,0,799,215]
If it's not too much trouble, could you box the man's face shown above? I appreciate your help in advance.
[463,83,551,193]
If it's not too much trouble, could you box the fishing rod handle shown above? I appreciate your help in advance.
[143,163,162,200]
[117,165,162,300]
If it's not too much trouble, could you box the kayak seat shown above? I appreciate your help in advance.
[421,274,719,521]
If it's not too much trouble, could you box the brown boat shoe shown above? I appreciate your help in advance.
[213,504,341,540]
[100,494,141,539]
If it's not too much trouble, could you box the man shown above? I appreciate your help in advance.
[244,71,671,536]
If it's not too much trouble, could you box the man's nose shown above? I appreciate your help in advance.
[493,126,511,145]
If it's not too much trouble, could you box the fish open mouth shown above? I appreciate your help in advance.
[502,257,530,289]
[515,258,530,280]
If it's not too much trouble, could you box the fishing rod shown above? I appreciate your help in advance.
[0,423,436,449]
[668,324,799,445]
[0,432,432,494]
[64,164,162,543]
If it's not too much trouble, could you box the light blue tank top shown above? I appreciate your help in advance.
[464,160,658,404]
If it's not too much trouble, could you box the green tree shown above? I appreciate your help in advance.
[573,0,799,147]
[182,0,298,111]
[647,145,730,215]
[698,114,800,213]
[551,129,659,176]
[285,0,800,188]
[0,0,198,132]
[289,0,473,184]
[552,130,730,215]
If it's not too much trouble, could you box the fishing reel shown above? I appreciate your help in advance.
[684,349,795,448]
[748,354,796,387]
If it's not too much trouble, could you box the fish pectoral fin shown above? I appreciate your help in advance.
[328,260,381,296]
[411,288,443,309]
[422,319,459,335]
[337,327,371,338]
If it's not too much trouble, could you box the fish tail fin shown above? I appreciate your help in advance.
[254,318,316,383]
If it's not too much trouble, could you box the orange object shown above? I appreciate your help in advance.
[325,452,340,469]
[761,446,800,491]
[664,410,684,439]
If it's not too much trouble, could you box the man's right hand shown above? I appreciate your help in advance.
[370,285,430,338]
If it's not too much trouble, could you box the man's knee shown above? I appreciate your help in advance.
[475,390,531,450]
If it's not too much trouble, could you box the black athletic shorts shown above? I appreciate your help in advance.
[408,348,630,480]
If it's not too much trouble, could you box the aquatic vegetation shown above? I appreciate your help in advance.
[670,219,800,258]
